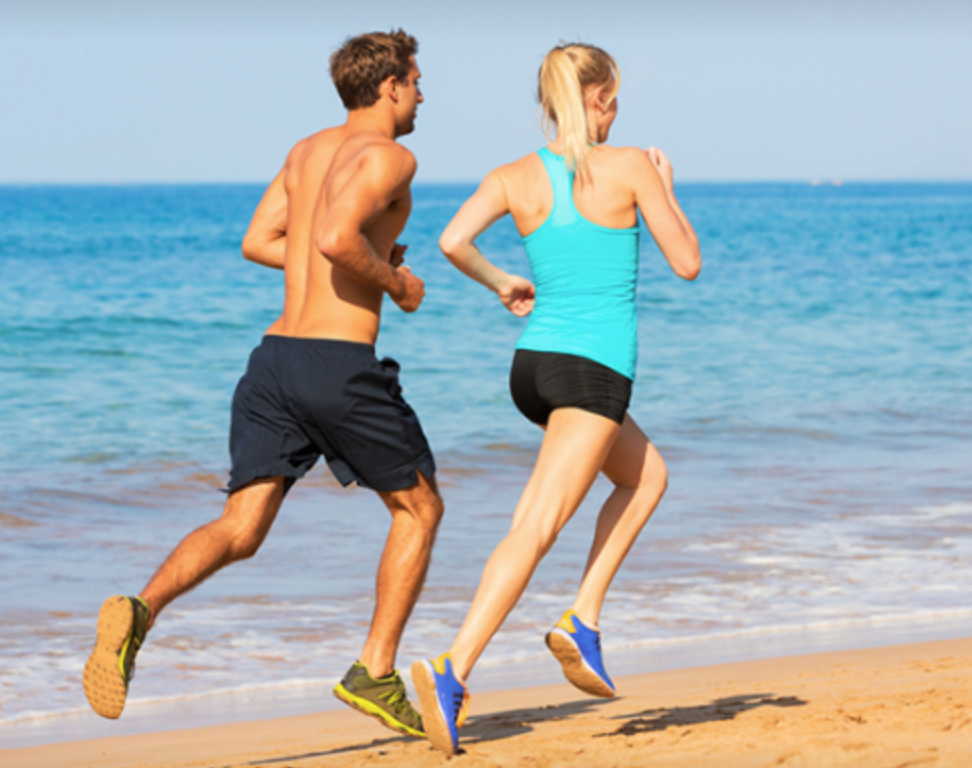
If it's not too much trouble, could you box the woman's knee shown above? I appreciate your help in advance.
[615,446,668,497]
[644,449,669,497]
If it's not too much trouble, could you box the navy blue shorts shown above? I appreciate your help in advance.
[509,349,632,426]
[227,336,435,494]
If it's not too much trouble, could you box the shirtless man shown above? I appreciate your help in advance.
[82,30,441,738]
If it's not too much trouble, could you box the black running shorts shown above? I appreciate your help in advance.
[227,336,435,494]
[509,349,632,426]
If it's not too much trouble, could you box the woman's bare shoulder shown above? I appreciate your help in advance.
[590,146,658,193]
[484,153,544,196]
[496,151,544,178]
[594,145,652,168]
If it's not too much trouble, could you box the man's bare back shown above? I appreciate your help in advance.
[242,58,426,344]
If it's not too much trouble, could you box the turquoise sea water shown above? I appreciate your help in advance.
[1,182,971,745]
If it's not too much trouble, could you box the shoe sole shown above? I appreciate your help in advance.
[332,683,425,738]
[545,630,615,698]
[83,596,134,719]
[411,661,458,755]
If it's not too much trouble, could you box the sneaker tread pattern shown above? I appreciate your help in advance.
[411,661,458,756]
[83,596,134,719]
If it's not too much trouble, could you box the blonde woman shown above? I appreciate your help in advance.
[413,43,701,754]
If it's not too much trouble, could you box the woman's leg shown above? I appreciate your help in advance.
[571,414,668,627]
[447,407,622,680]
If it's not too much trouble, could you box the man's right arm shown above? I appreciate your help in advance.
[314,144,425,312]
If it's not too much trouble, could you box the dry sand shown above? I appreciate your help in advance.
[5,637,970,767]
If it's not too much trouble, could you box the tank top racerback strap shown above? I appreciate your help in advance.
[537,147,579,227]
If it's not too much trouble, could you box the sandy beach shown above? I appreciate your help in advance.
[5,636,969,768]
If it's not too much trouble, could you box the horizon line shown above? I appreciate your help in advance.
[2,178,972,187]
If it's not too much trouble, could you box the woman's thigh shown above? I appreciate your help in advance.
[510,407,622,534]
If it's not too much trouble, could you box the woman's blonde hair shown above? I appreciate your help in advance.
[537,43,620,179]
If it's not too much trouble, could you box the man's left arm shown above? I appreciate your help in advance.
[242,167,288,269]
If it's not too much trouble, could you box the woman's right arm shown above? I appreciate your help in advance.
[632,147,702,280]
[439,169,536,317]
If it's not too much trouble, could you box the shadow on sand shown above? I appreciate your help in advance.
[230,699,613,764]
[460,697,615,747]
[595,692,808,738]
[229,693,807,763]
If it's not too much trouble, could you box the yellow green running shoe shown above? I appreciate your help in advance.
[83,595,150,719]
[333,661,425,738]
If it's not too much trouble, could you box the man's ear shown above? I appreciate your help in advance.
[381,75,400,104]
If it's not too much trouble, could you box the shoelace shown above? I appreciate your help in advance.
[379,678,411,714]
[450,689,465,719]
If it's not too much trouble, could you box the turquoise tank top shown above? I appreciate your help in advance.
[516,147,640,380]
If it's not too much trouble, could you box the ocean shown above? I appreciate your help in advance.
[1,181,970,747]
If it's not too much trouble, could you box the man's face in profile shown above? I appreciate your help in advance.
[394,57,423,137]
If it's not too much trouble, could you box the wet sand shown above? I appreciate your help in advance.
[5,636,970,767]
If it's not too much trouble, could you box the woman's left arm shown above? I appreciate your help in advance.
[439,169,535,317]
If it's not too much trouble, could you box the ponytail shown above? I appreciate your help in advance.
[537,43,619,180]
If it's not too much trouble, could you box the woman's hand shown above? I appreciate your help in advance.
[498,274,536,317]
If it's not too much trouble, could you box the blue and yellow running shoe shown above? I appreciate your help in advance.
[83,595,151,719]
[545,610,616,698]
[411,653,470,755]
[333,662,425,738]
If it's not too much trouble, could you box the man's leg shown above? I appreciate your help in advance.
[363,471,444,676]
[333,470,443,737]
[84,477,285,718]
[141,477,286,622]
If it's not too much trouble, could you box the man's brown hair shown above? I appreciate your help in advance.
[330,30,419,111]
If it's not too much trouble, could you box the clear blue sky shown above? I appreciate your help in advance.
[2,0,970,183]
